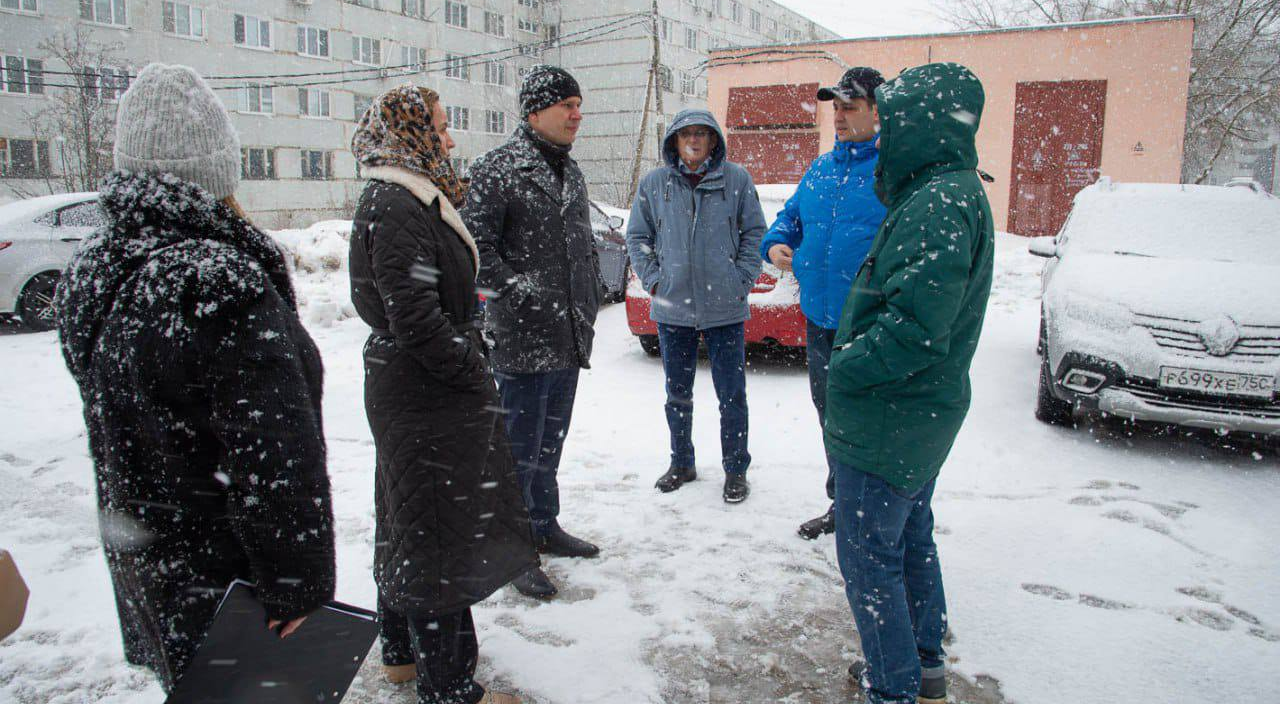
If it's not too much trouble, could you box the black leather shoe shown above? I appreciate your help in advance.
[512,566,557,599]
[848,660,864,681]
[722,473,750,504]
[797,504,836,540]
[655,465,697,492]
[536,523,601,558]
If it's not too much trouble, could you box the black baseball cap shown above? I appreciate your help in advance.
[816,67,885,103]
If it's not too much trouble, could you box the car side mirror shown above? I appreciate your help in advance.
[1028,237,1058,258]
[608,215,624,230]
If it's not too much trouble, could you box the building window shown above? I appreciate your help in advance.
[234,14,270,49]
[351,35,382,65]
[444,0,467,29]
[731,1,741,23]
[484,109,505,134]
[484,11,505,37]
[516,43,539,57]
[516,0,537,6]
[353,93,374,121]
[296,26,329,58]
[446,105,469,131]
[1,56,44,95]
[657,65,672,93]
[767,18,777,37]
[300,149,333,180]
[517,17,539,34]
[0,137,50,178]
[401,46,427,70]
[659,18,671,42]
[81,66,129,102]
[81,0,127,25]
[402,0,425,18]
[298,88,330,118]
[162,2,203,38]
[444,53,469,80]
[681,70,696,96]
[545,24,559,43]
[450,156,468,177]
[238,83,273,114]
[483,60,507,86]
[241,147,275,180]
[750,10,760,32]
[1,0,39,12]
[684,26,697,50]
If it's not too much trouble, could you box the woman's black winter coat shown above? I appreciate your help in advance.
[55,171,336,691]
[350,169,536,617]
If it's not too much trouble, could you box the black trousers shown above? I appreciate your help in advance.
[379,597,485,704]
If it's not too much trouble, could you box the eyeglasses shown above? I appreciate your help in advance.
[678,128,713,139]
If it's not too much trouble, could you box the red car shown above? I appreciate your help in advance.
[625,263,806,355]
[625,184,807,355]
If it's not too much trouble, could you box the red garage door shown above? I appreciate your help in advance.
[728,132,820,183]
[1008,80,1107,236]
[726,83,820,184]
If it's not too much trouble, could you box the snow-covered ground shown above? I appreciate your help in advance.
[1,230,1277,704]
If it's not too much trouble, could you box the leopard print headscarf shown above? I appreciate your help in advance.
[352,85,467,208]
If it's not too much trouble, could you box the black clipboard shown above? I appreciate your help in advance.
[165,580,380,703]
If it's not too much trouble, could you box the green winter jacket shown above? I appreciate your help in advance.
[823,63,996,493]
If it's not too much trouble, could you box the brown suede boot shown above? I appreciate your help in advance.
[382,663,415,684]
[478,691,521,704]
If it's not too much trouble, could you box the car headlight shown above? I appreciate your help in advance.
[1055,294,1132,335]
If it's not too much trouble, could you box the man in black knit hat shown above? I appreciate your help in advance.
[463,65,605,600]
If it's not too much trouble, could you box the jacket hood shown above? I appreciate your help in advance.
[663,109,726,173]
[874,63,984,206]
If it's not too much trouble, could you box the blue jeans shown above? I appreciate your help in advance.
[656,322,750,475]
[493,368,580,536]
[833,459,947,704]
[804,318,838,500]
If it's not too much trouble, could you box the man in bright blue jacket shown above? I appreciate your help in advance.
[759,67,887,539]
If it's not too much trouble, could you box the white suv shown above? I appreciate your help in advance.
[1031,179,1280,438]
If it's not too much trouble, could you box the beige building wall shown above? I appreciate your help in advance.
[707,16,1195,232]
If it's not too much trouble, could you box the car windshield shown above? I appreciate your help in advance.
[1067,189,1280,265]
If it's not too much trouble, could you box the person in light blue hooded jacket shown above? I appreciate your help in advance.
[626,108,766,505]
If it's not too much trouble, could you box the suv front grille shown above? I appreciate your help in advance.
[1115,377,1280,419]
[1134,313,1280,363]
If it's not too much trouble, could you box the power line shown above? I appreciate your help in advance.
[30,13,650,86]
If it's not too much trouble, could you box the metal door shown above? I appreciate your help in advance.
[1008,80,1107,236]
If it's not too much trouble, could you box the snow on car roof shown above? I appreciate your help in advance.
[0,192,99,227]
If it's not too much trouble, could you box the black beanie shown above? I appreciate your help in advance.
[520,65,581,119]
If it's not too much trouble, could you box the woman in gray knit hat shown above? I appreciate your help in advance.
[55,63,337,692]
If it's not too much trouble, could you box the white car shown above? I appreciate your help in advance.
[1031,179,1280,438]
[0,192,102,331]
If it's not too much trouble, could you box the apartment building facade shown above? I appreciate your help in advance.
[0,0,834,224]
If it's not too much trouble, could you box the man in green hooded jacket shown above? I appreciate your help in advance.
[825,63,994,704]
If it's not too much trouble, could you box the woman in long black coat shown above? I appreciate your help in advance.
[55,64,335,691]
[349,85,536,704]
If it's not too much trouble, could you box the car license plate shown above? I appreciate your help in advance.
[1158,367,1276,398]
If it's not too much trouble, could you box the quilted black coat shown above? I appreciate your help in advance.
[462,124,603,373]
[55,171,336,691]
[350,168,537,616]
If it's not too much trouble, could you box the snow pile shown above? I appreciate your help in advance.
[270,220,357,328]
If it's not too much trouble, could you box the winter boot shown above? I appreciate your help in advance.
[722,473,750,504]
[382,663,415,684]
[512,565,557,599]
[478,690,521,704]
[797,504,836,540]
[536,523,600,558]
[655,465,697,492]
[919,664,946,704]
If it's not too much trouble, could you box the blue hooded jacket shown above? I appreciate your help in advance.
[759,138,886,329]
[627,109,766,330]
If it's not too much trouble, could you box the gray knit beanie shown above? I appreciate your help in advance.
[113,63,240,199]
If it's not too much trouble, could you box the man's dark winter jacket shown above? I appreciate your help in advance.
[55,171,336,691]
[350,166,536,617]
[462,123,603,373]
